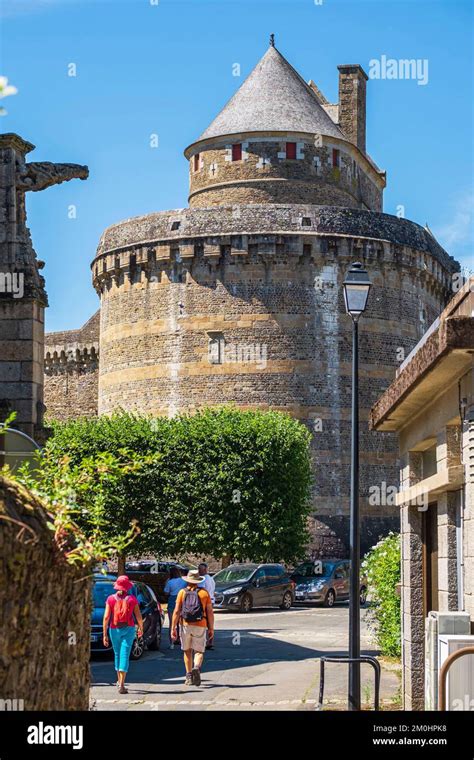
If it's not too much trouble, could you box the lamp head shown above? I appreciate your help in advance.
[343,262,371,320]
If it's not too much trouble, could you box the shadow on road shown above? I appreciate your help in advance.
[91,624,379,695]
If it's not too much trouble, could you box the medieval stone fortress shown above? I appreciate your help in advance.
[14,40,456,557]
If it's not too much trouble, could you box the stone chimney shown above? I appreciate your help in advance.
[337,65,368,154]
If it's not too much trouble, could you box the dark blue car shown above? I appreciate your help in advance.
[91,574,164,659]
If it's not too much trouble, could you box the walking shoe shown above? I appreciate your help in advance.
[185,673,193,686]
[191,667,201,686]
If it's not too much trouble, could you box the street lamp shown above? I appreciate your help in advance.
[342,261,371,711]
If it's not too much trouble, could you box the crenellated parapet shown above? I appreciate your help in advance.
[45,343,99,375]
[91,205,457,304]
[43,311,99,420]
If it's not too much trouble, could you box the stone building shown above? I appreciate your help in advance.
[0,132,87,440]
[371,279,474,710]
[44,41,459,556]
[44,311,99,421]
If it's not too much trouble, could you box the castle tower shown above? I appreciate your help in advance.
[87,43,458,556]
[185,44,384,211]
[0,133,88,438]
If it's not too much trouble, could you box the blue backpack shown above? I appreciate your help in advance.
[181,588,204,623]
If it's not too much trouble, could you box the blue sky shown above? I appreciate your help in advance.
[1,0,473,332]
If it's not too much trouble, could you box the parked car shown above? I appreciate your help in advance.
[90,574,164,659]
[125,560,195,603]
[290,560,367,607]
[213,563,295,612]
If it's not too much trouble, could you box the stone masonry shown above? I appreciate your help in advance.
[44,42,459,557]
[44,311,99,420]
[0,133,88,439]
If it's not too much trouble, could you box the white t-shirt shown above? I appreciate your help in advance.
[199,574,216,602]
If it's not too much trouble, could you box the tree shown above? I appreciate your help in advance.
[40,407,313,564]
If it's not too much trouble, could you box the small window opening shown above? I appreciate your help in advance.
[232,144,242,161]
[208,332,224,365]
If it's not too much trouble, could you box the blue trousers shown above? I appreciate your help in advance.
[109,626,136,673]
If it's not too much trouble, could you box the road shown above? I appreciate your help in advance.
[90,605,400,711]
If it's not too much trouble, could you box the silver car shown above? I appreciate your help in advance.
[291,560,367,607]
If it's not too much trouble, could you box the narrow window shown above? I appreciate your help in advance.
[301,217,312,227]
[208,332,224,364]
[171,220,181,231]
[332,148,340,168]
[193,154,200,172]
[286,142,297,159]
[232,144,242,161]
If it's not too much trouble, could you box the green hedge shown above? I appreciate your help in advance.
[41,407,313,563]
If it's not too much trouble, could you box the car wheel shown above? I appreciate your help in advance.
[280,591,293,610]
[239,593,253,613]
[324,589,336,608]
[130,635,145,660]
[359,586,367,606]
[148,622,161,651]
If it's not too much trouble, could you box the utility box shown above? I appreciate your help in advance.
[438,635,474,710]
[424,611,471,710]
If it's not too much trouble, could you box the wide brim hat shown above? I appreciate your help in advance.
[182,569,204,584]
[113,575,134,592]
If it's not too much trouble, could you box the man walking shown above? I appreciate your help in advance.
[171,569,214,686]
[198,562,216,650]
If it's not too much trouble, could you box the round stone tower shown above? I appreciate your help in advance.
[92,41,458,556]
[185,47,384,211]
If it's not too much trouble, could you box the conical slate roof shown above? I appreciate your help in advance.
[196,44,345,143]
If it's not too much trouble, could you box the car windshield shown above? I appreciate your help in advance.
[293,562,336,578]
[213,567,256,583]
[93,582,115,607]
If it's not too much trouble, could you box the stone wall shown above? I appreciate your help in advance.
[187,136,382,210]
[0,476,92,710]
[44,311,99,420]
[91,207,456,556]
[463,403,474,623]
[0,134,47,439]
[0,132,87,439]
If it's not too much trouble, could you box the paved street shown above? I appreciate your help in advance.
[91,605,400,711]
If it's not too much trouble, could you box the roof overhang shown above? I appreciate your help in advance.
[370,315,474,432]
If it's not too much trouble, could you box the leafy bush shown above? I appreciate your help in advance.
[362,532,401,657]
[32,407,313,564]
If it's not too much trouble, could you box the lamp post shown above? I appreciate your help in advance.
[342,261,372,711]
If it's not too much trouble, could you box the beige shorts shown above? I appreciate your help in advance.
[179,624,207,653]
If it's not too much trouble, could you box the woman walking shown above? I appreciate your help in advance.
[103,575,143,694]
[164,567,187,648]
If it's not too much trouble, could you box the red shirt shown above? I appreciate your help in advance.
[106,593,138,628]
